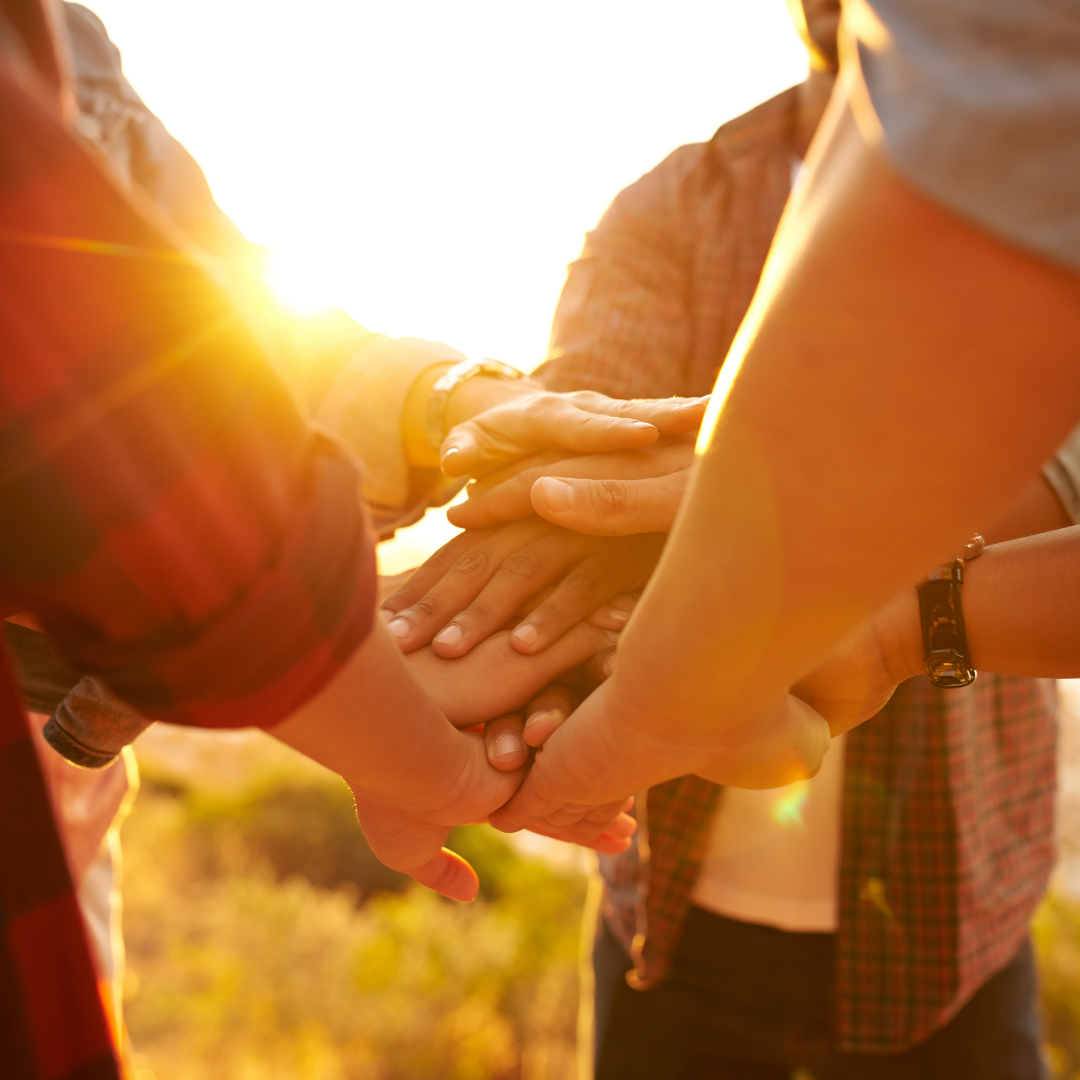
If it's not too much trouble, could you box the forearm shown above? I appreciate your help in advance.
[604,90,1080,772]
[270,619,465,795]
[872,526,1080,683]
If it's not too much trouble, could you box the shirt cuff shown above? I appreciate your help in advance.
[317,335,466,534]
[42,677,151,769]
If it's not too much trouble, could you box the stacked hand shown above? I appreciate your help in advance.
[364,385,903,886]
[359,400,710,886]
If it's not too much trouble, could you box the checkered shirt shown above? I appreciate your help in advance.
[538,87,1059,1054]
[0,13,376,1074]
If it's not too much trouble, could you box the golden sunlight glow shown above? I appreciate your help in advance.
[87,0,806,370]
[265,249,340,317]
[86,0,806,564]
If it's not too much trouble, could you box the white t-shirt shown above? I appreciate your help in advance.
[689,735,846,933]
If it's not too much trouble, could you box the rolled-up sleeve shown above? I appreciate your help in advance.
[0,63,375,736]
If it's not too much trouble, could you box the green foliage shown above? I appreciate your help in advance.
[121,776,586,1080]
[1034,892,1080,1079]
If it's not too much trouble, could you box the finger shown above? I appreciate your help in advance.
[441,396,668,478]
[526,811,638,854]
[586,591,640,631]
[385,518,554,652]
[483,713,529,771]
[448,441,694,530]
[381,529,490,618]
[491,796,633,839]
[509,536,663,654]
[583,646,618,689]
[467,450,574,494]
[407,847,481,902]
[432,529,601,658]
[606,395,709,436]
[417,622,617,728]
[522,683,579,748]
[531,470,689,536]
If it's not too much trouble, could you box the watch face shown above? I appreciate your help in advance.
[926,651,977,689]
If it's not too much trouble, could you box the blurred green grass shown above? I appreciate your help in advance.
[123,731,587,1080]
[122,726,1080,1080]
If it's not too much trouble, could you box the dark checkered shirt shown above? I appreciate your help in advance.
[538,87,1058,1054]
[0,7,375,1074]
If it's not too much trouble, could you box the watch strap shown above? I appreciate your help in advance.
[917,559,977,688]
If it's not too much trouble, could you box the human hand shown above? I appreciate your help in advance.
[489,674,830,841]
[403,620,619,728]
[382,518,664,657]
[480,593,632,768]
[448,438,694,534]
[791,591,921,737]
[440,391,707,479]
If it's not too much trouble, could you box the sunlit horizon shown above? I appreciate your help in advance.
[84,0,807,367]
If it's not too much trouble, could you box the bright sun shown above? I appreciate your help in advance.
[265,249,342,317]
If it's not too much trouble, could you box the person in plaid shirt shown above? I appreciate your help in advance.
[473,0,1076,1075]
[0,1,675,1074]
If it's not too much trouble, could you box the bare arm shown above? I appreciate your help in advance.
[492,79,1080,833]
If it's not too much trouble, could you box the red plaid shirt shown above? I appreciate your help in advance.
[539,87,1058,1054]
[0,8,375,1075]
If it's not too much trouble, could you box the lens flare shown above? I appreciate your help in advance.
[770,781,810,827]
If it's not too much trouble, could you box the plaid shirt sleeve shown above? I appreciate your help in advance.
[535,144,706,400]
[0,57,376,737]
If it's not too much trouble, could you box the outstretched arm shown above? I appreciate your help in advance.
[794,525,1080,738]
[492,78,1080,834]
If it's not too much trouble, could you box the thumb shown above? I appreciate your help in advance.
[531,472,687,535]
[407,848,481,902]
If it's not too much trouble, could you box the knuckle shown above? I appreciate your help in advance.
[594,479,634,515]
[455,601,493,630]
[450,548,491,579]
[559,572,599,600]
[500,552,541,581]
[407,595,441,619]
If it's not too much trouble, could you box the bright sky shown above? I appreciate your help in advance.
[82,0,807,571]
[84,0,807,368]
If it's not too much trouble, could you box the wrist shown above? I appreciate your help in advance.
[444,374,540,431]
[871,590,924,685]
[404,362,456,469]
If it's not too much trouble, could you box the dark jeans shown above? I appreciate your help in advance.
[594,906,1046,1080]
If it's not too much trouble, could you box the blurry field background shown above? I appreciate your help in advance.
[124,722,591,1080]
[118,681,1080,1080]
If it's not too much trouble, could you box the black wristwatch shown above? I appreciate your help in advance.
[917,535,983,689]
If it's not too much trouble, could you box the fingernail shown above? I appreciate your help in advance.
[387,618,410,639]
[440,447,461,471]
[538,477,573,512]
[494,733,526,759]
[602,652,616,677]
[434,623,463,647]
[512,623,539,647]
[605,607,629,625]
[524,708,564,733]
[379,609,395,623]
[631,421,655,431]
